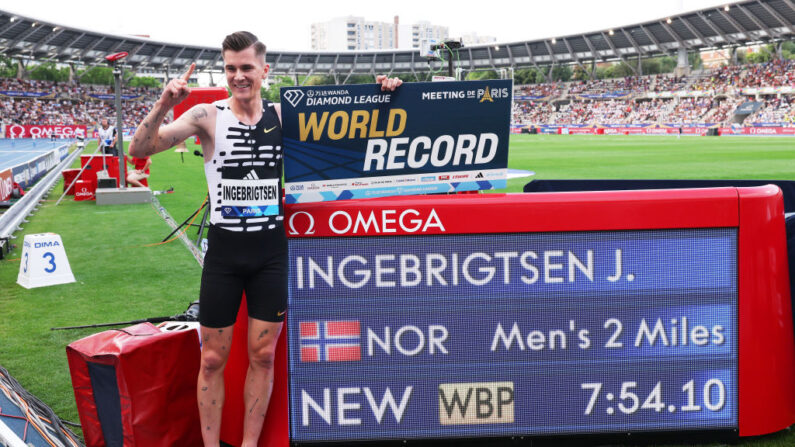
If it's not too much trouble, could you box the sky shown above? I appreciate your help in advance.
[4,0,734,51]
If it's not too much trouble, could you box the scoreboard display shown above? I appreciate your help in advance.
[288,229,737,441]
[277,186,795,444]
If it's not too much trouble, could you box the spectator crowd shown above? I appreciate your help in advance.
[512,58,794,126]
[0,58,792,130]
[1,78,162,130]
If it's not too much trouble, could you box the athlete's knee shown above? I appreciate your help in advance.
[248,345,276,370]
[200,348,228,376]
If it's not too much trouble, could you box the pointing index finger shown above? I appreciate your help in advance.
[181,63,196,82]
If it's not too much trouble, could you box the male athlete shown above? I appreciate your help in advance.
[129,31,401,447]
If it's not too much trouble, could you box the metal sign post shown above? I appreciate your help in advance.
[106,52,128,188]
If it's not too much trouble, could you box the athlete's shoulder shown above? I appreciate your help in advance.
[271,102,282,123]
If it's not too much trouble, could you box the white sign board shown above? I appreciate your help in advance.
[17,233,75,289]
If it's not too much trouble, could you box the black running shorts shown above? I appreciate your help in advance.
[199,225,288,328]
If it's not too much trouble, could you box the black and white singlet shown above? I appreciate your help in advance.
[204,99,284,232]
[199,99,288,327]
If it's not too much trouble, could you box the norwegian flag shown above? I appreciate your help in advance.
[299,320,361,362]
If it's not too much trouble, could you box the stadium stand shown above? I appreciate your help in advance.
[511,58,794,128]
[0,56,791,133]
[0,79,166,131]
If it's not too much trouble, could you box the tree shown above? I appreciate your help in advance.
[0,55,16,78]
[735,49,747,65]
[261,75,294,103]
[28,62,69,82]
[128,76,160,88]
[466,70,499,80]
[607,62,634,78]
[689,51,703,70]
[303,75,335,86]
[513,68,535,84]
[572,65,590,81]
[550,65,572,82]
[641,58,662,75]
[782,40,795,60]
[79,66,114,85]
[659,56,676,73]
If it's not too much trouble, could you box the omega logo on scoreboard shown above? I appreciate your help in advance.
[288,208,445,236]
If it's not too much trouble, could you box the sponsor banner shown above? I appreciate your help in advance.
[646,91,713,99]
[598,127,712,136]
[86,94,145,101]
[740,86,793,95]
[514,95,550,101]
[575,92,632,100]
[718,127,795,136]
[5,124,87,139]
[541,124,590,128]
[288,228,738,441]
[12,164,29,189]
[600,124,651,129]
[662,123,717,128]
[749,122,789,127]
[563,128,598,135]
[0,169,12,202]
[0,91,56,99]
[8,150,63,189]
[285,169,507,204]
[604,127,646,135]
[280,80,512,203]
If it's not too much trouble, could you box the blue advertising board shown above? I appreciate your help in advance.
[287,228,738,441]
[279,80,512,203]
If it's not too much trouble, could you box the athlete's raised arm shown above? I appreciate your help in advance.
[129,63,211,157]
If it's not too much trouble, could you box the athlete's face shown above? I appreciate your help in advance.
[224,46,268,102]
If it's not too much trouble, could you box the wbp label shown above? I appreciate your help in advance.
[438,381,514,425]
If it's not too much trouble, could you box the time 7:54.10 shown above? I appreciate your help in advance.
[581,380,726,415]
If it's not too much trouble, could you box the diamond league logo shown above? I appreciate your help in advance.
[283,89,305,107]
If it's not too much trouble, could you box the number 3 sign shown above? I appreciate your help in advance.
[17,233,75,289]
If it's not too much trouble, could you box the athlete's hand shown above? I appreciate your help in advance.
[159,63,195,109]
[376,75,403,92]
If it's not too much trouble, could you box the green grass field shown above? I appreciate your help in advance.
[0,135,793,446]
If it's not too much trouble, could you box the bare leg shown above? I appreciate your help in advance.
[126,176,144,187]
[240,318,283,447]
[198,324,233,447]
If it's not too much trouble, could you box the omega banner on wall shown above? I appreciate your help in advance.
[279,80,512,203]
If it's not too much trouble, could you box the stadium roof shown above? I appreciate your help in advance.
[0,0,793,80]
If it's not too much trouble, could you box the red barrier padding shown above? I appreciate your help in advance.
[74,180,95,201]
[62,169,80,195]
[66,323,202,447]
[80,155,127,188]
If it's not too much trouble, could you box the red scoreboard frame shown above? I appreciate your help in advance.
[221,186,794,445]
